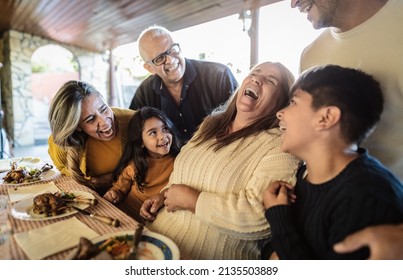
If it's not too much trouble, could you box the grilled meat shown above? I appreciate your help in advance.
[3,162,30,183]
[32,193,67,216]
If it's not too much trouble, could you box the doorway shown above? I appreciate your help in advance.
[31,44,79,145]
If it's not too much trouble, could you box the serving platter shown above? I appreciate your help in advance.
[0,157,41,172]
[0,157,60,186]
[10,190,95,221]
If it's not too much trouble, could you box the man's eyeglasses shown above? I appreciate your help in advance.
[150,43,181,66]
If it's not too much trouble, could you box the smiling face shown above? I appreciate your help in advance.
[236,62,283,122]
[141,33,186,85]
[290,0,344,29]
[142,117,173,159]
[276,89,320,158]
[78,94,116,141]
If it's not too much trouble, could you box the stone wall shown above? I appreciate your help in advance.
[0,30,109,148]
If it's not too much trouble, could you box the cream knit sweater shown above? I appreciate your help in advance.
[148,128,300,259]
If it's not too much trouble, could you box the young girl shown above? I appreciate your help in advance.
[103,107,181,221]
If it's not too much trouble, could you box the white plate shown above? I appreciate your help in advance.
[10,190,94,221]
[67,230,180,260]
[0,157,42,172]
[0,157,60,186]
[0,169,61,186]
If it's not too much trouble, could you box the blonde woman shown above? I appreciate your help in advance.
[48,81,135,194]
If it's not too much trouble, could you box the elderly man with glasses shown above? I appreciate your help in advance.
[129,25,238,142]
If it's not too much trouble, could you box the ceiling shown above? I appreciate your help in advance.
[0,0,281,53]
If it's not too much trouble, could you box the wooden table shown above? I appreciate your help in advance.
[0,175,139,260]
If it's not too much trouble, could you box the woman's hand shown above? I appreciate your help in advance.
[140,191,166,221]
[90,173,113,186]
[103,189,122,204]
[263,181,295,209]
[89,173,113,195]
[90,173,113,188]
[164,184,200,213]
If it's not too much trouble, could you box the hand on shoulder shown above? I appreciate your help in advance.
[334,224,403,260]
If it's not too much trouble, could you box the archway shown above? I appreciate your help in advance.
[31,44,79,145]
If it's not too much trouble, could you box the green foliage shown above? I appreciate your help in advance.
[31,62,48,73]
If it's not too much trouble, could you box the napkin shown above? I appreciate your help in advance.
[7,181,60,203]
[13,216,99,259]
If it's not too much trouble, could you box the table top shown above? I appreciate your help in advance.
[1,174,140,260]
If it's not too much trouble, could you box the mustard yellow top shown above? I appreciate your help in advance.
[47,107,135,177]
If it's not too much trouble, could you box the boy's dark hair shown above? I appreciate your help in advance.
[112,107,182,191]
[291,65,384,145]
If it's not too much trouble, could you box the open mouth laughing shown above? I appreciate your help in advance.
[157,141,170,148]
[97,126,114,138]
[164,62,179,72]
[279,123,286,132]
[299,1,313,13]
[244,87,258,100]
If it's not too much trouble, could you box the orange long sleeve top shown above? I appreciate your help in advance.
[109,155,175,221]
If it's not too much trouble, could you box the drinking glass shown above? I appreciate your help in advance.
[0,195,11,259]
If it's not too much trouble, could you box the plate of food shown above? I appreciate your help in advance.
[10,190,96,221]
[0,157,42,172]
[0,159,60,185]
[68,230,180,260]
